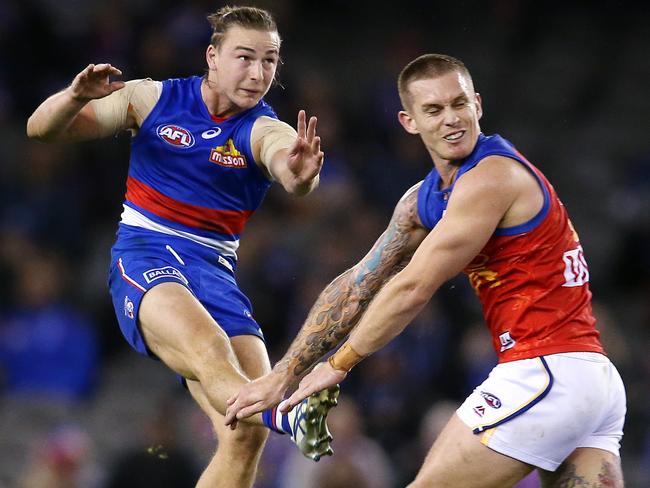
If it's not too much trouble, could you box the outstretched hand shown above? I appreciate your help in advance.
[286,110,324,186]
[69,63,125,103]
[282,362,347,414]
[225,371,289,429]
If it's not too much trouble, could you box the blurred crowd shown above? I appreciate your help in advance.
[1,0,649,486]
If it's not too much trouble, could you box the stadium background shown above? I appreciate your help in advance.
[1,0,649,486]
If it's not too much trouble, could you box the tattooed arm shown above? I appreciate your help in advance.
[276,182,428,379]
[224,182,428,424]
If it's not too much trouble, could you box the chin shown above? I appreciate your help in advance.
[440,146,472,162]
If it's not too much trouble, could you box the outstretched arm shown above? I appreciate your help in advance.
[252,111,324,195]
[26,63,127,142]
[283,157,520,408]
[224,182,428,424]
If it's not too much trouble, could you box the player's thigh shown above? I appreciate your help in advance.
[139,281,236,379]
[409,413,533,488]
[229,334,271,379]
[186,335,270,423]
[539,447,624,487]
[187,335,270,448]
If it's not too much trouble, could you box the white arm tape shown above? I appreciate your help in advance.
[90,79,161,137]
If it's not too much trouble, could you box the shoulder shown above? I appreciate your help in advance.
[445,156,523,216]
[460,155,522,192]
[124,78,162,94]
[394,181,425,228]
[253,115,294,131]
[251,116,296,142]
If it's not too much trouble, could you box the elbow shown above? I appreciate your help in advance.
[395,275,434,310]
[25,116,39,139]
[26,116,49,142]
[408,284,434,310]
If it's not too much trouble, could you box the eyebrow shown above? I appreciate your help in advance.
[234,46,279,55]
[421,94,469,110]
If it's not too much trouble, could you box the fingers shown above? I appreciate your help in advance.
[296,109,306,139]
[108,80,126,93]
[224,404,238,426]
[311,136,322,159]
[224,394,270,426]
[235,401,268,421]
[78,63,122,80]
[306,115,317,141]
[91,63,123,77]
[284,385,313,411]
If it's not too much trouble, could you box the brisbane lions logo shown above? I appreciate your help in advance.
[157,124,195,148]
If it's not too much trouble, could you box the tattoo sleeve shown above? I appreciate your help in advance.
[275,183,428,379]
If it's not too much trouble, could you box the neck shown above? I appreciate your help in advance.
[430,152,462,189]
[201,77,237,119]
[437,163,461,189]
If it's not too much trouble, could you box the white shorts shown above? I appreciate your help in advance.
[456,352,626,471]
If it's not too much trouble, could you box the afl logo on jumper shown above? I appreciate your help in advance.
[479,391,502,409]
[157,124,195,148]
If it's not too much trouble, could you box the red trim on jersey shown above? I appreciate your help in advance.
[125,176,252,235]
[211,114,228,123]
[118,258,147,292]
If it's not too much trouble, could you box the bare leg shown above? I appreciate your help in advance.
[188,336,270,488]
[408,413,534,488]
[139,282,264,424]
[539,448,624,487]
[138,282,336,484]
[139,284,270,487]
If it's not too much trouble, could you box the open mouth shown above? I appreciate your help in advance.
[443,130,465,142]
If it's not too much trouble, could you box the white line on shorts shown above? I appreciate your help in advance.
[165,245,186,265]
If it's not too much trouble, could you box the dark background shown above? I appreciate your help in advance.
[1,1,649,486]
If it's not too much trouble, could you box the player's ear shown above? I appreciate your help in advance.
[475,93,483,121]
[398,110,419,135]
[206,44,218,71]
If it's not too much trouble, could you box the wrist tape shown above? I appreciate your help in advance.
[328,343,366,372]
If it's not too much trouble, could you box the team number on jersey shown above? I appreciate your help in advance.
[562,246,589,287]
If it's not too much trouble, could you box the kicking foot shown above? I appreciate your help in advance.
[287,385,340,461]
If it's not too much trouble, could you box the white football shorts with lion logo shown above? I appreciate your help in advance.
[456,352,626,471]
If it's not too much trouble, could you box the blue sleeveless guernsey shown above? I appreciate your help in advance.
[108,76,278,356]
[121,75,277,261]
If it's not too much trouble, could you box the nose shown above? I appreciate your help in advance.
[248,60,263,81]
[442,106,461,126]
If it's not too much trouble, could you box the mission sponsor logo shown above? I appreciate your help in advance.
[157,124,195,148]
[209,139,247,168]
[143,266,189,285]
